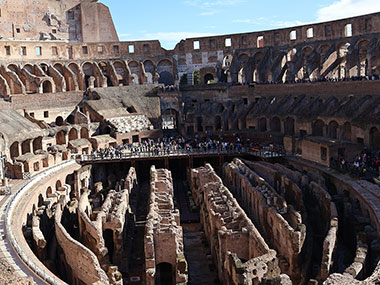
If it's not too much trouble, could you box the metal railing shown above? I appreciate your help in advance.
[78,147,285,162]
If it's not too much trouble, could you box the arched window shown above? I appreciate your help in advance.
[42,81,53,93]
[312,120,325,136]
[328,121,339,139]
[270,117,281,133]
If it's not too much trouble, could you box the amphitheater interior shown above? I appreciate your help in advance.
[0,1,379,285]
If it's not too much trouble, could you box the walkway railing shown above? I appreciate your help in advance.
[78,148,285,163]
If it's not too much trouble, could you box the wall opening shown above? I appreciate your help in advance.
[155,263,173,285]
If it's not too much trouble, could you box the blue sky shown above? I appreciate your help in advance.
[100,0,380,49]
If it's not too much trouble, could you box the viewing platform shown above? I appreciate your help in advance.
[77,148,285,164]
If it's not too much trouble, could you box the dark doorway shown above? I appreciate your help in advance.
[155,263,173,285]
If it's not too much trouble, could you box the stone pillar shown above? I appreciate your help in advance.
[18,143,22,157]
[88,76,95,89]
[29,140,33,154]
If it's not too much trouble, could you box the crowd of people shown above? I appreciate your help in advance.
[332,149,380,179]
[240,75,380,87]
[89,136,251,159]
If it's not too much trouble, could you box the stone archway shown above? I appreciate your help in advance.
[370,127,380,149]
[312,119,325,136]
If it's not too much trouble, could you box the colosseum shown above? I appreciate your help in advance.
[0,1,379,284]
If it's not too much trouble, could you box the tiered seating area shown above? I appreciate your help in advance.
[107,114,153,133]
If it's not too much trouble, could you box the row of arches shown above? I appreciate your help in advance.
[56,127,89,146]
[216,38,379,85]
[254,116,380,149]
[1,58,176,97]
[9,126,89,159]
[10,136,42,159]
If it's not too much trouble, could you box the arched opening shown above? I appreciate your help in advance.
[338,42,351,79]
[55,116,64,126]
[10,142,20,158]
[46,186,53,198]
[80,127,89,139]
[259,118,267,132]
[238,54,249,83]
[328,121,339,139]
[68,62,84,90]
[82,62,95,89]
[99,62,113,87]
[21,139,31,155]
[358,40,369,77]
[155,263,173,285]
[56,180,62,191]
[252,52,264,83]
[370,127,380,149]
[204,73,214,84]
[7,64,19,74]
[302,46,318,80]
[162,109,178,130]
[342,122,351,141]
[312,120,325,136]
[128,61,140,85]
[68,128,78,141]
[270,117,281,133]
[284,117,295,136]
[56,130,66,145]
[32,137,43,153]
[42,81,53,93]
[144,60,155,84]
[113,61,129,86]
[23,64,34,74]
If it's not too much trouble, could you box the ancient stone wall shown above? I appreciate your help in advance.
[287,158,380,283]
[223,159,306,283]
[309,182,339,280]
[144,166,187,284]
[76,167,139,283]
[190,163,287,284]
[0,0,117,43]
[55,201,110,284]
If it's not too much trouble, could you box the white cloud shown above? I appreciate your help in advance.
[317,0,380,21]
